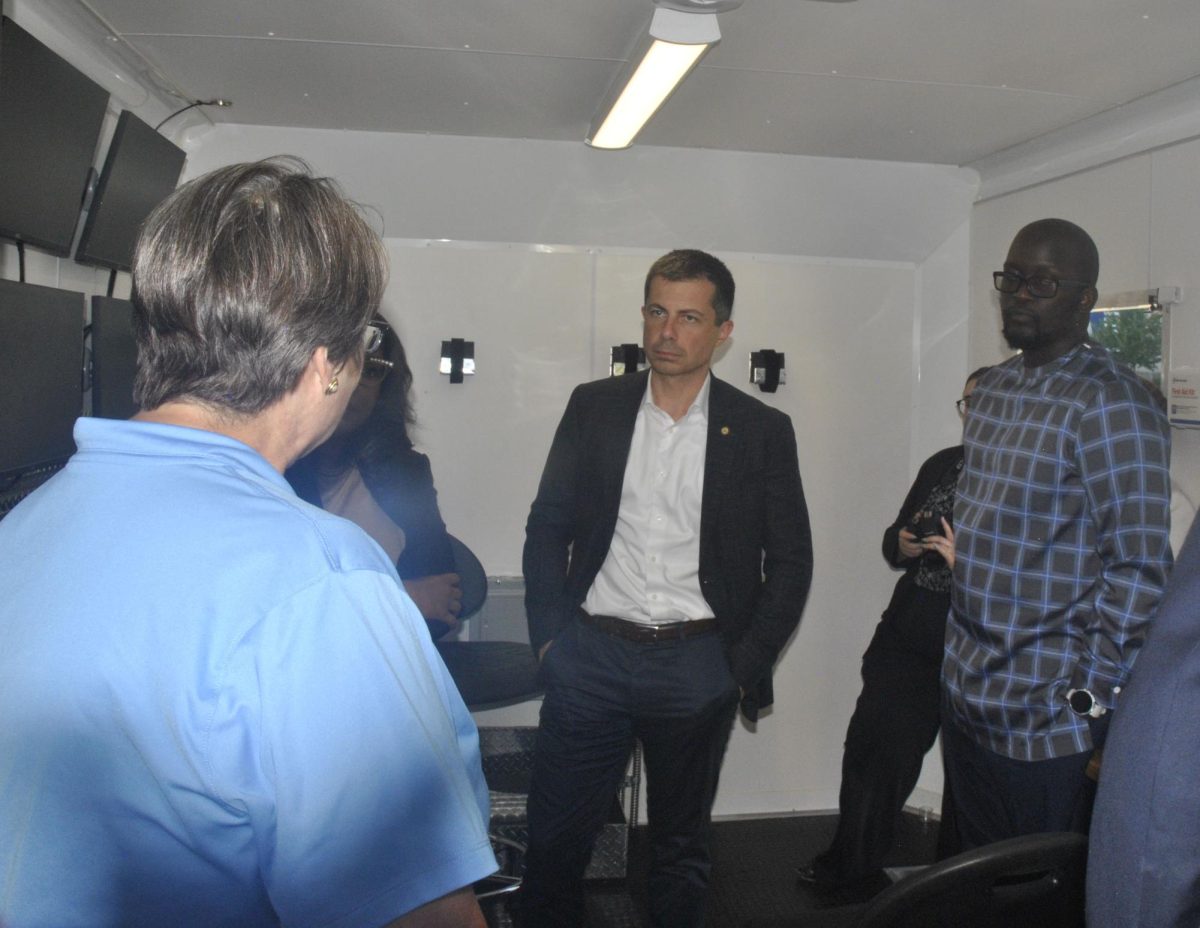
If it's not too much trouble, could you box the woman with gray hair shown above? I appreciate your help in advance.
[0,158,494,927]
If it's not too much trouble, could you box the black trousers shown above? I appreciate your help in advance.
[815,585,946,884]
[518,620,739,928]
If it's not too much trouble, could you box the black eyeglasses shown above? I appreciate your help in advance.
[955,397,970,414]
[993,270,1090,299]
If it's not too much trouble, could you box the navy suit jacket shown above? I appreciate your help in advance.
[1088,515,1200,927]
[523,369,813,721]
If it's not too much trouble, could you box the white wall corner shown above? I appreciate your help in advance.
[911,220,971,476]
[971,74,1200,202]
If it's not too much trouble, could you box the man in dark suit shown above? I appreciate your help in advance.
[518,250,813,927]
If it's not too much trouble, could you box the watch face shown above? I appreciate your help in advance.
[1069,689,1093,715]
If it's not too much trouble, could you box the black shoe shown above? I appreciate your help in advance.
[795,859,838,889]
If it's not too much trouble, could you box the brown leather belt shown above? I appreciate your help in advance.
[579,610,717,644]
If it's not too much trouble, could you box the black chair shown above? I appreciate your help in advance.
[447,533,489,621]
[854,831,1087,928]
[434,535,542,711]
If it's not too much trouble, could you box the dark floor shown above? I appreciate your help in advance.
[572,810,942,928]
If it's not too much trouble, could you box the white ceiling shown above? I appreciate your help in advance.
[57,0,1200,168]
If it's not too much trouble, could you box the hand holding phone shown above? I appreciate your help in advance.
[907,511,943,540]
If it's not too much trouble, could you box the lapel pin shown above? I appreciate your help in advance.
[720,426,730,436]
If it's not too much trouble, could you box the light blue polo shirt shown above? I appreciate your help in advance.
[0,418,495,927]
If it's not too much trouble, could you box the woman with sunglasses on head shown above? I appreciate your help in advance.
[287,316,465,637]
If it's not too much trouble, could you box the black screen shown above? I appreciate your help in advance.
[90,296,140,420]
[0,17,109,256]
[0,280,84,478]
[76,111,186,271]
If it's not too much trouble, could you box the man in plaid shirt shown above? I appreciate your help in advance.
[941,218,1172,850]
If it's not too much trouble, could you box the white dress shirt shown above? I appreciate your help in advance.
[583,374,714,625]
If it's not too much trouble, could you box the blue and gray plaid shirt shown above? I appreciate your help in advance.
[943,342,1172,761]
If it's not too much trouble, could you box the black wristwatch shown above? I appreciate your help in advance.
[1066,688,1107,718]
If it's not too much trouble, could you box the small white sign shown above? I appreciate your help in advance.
[1168,371,1200,425]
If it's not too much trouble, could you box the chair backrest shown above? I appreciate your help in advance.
[447,533,488,621]
[856,832,1088,928]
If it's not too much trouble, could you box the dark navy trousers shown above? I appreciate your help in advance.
[940,717,1094,851]
[518,619,739,928]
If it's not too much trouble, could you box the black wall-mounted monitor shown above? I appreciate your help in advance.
[0,16,110,256]
[76,111,186,271]
[0,280,84,479]
[90,296,140,420]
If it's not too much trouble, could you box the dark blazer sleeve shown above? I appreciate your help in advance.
[523,385,587,656]
[716,405,813,717]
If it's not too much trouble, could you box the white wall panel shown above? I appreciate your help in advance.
[1149,139,1200,543]
[181,125,978,265]
[381,242,595,578]
[912,221,972,469]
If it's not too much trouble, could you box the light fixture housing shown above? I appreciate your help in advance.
[610,343,647,376]
[439,338,476,384]
[749,349,787,393]
[586,5,724,150]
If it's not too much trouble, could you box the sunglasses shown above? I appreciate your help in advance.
[360,357,394,383]
[362,324,385,355]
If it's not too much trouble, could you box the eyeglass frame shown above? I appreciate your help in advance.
[992,269,1092,300]
[360,356,394,382]
[955,397,970,414]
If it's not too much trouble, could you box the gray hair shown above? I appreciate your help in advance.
[131,156,387,414]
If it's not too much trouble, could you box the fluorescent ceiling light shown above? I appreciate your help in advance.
[587,7,720,150]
